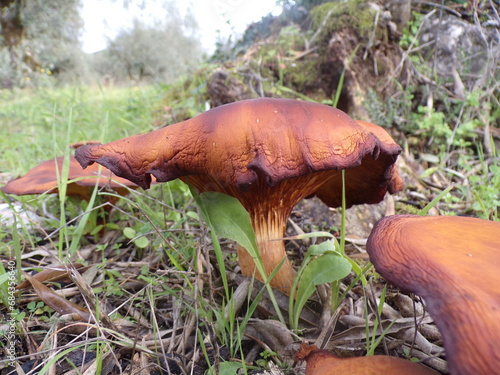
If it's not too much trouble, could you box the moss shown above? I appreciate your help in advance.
[395,201,423,215]
[310,0,379,46]
[160,64,213,119]
[283,59,320,93]
[276,25,307,55]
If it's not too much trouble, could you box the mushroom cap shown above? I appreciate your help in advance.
[75,98,402,207]
[366,215,500,375]
[295,343,439,375]
[1,155,139,200]
[313,120,403,207]
[69,140,102,149]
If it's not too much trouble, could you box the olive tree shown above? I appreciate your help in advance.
[92,7,203,85]
[0,0,84,88]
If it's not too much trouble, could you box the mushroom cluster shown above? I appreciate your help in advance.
[75,98,403,293]
[366,215,500,375]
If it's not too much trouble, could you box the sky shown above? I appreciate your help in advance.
[80,0,282,54]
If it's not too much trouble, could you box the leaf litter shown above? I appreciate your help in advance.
[2,151,460,375]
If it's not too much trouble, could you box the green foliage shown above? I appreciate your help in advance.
[310,1,377,45]
[410,105,480,150]
[210,361,246,375]
[0,1,203,88]
[102,268,126,297]
[0,0,84,88]
[289,171,365,330]
[365,285,395,355]
[0,85,165,175]
[195,192,258,256]
[123,227,150,249]
[276,25,305,54]
[191,190,251,300]
[365,86,415,128]
[93,13,203,85]
[399,11,423,49]
[365,4,499,219]
[289,236,352,330]
[159,63,212,119]
[457,146,500,220]
[26,300,48,315]
[469,170,500,220]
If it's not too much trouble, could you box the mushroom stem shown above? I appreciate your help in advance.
[185,170,337,294]
[236,200,296,294]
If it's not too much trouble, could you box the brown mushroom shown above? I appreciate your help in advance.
[295,343,439,375]
[366,215,500,375]
[2,155,138,201]
[75,98,403,293]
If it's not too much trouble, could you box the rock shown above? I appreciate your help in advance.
[207,70,253,108]
[0,202,43,230]
[420,14,500,82]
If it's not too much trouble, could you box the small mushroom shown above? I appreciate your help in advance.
[2,155,138,201]
[366,215,500,375]
[295,343,439,374]
[75,98,403,293]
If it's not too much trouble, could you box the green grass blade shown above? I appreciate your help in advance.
[418,185,453,216]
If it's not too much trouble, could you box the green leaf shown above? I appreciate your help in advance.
[303,253,351,286]
[123,227,136,239]
[0,272,9,285]
[90,224,105,236]
[15,311,26,321]
[293,252,352,328]
[420,167,438,178]
[306,239,337,257]
[217,361,244,375]
[197,192,258,254]
[185,210,199,221]
[134,236,149,249]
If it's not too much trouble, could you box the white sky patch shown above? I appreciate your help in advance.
[80,0,281,54]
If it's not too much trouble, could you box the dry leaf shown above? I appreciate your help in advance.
[24,274,91,321]
[17,263,85,290]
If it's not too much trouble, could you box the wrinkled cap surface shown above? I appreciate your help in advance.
[2,155,139,198]
[75,98,403,207]
[366,214,500,375]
